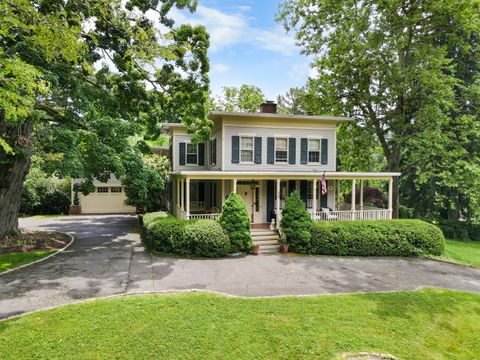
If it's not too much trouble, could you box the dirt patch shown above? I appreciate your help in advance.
[0,231,70,255]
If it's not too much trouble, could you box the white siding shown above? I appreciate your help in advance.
[223,125,336,172]
[172,134,209,172]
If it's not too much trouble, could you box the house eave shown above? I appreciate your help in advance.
[208,111,353,122]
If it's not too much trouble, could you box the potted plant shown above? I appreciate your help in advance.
[69,192,81,215]
[251,244,260,255]
[279,243,289,253]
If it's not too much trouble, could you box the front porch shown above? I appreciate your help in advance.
[171,171,399,227]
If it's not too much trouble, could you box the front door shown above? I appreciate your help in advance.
[238,185,254,222]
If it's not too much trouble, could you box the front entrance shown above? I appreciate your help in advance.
[237,184,262,223]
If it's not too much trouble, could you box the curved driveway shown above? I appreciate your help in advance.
[1,215,480,319]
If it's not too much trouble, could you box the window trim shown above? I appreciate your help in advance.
[97,187,109,193]
[239,136,254,164]
[307,138,321,164]
[186,142,198,165]
[110,187,122,193]
[275,137,289,164]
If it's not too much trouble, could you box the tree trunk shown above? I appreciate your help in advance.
[0,110,33,241]
[387,148,401,219]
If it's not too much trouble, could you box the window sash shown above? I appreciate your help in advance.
[111,187,122,193]
[308,139,320,163]
[186,143,198,164]
[97,187,109,193]
[240,137,254,162]
[275,138,288,163]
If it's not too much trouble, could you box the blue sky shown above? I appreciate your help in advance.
[170,0,313,100]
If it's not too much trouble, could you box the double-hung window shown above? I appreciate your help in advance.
[275,138,288,163]
[308,139,320,163]
[186,143,198,165]
[240,136,254,163]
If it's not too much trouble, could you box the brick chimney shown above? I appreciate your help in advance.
[260,101,277,114]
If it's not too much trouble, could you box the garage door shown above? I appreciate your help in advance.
[80,186,136,214]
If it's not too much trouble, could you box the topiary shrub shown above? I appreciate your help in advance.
[218,192,252,252]
[307,220,444,256]
[184,220,230,257]
[280,190,312,251]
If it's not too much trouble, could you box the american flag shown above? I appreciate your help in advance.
[321,175,327,195]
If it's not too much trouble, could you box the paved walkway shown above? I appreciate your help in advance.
[1,215,480,319]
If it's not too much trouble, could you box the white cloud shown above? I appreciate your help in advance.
[289,61,318,82]
[170,5,297,56]
[212,63,230,73]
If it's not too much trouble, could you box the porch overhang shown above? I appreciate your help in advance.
[171,171,401,180]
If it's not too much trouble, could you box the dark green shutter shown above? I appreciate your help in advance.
[266,180,275,222]
[321,139,328,164]
[288,180,296,195]
[179,142,186,165]
[198,181,205,202]
[300,180,308,207]
[288,138,296,164]
[213,138,217,164]
[198,143,205,166]
[254,137,262,164]
[300,138,308,164]
[267,137,275,164]
[232,136,239,164]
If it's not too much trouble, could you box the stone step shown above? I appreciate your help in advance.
[258,244,280,254]
[252,239,279,246]
[251,229,277,235]
[251,234,280,241]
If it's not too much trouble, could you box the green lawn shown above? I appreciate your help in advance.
[0,250,56,273]
[440,239,480,267]
[1,289,479,359]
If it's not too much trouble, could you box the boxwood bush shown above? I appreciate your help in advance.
[218,193,252,253]
[280,190,312,246]
[141,212,230,257]
[292,220,444,256]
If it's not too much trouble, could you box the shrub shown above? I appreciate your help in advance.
[280,190,312,248]
[303,220,444,256]
[141,212,230,257]
[438,220,480,241]
[184,220,230,257]
[218,193,252,252]
[399,205,414,219]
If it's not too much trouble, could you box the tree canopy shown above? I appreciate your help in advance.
[214,84,265,113]
[0,0,211,239]
[279,0,480,220]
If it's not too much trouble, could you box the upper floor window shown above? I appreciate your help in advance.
[240,136,254,163]
[308,139,320,163]
[186,143,198,164]
[275,138,288,163]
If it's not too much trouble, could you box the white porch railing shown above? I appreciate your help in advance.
[189,213,221,220]
[313,209,392,221]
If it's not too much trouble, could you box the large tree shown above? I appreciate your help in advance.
[279,0,479,219]
[214,84,265,113]
[0,0,210,239]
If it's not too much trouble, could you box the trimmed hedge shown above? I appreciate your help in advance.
[141,212,230,257]
[280,190,312,246]
[218,193,252,252]
[292,220,444,256]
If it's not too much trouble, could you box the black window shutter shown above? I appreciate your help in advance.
[179,142,186,165]
[288,180,296,195]
[266,180,275,222]
[232,136,239,164]
[199,182,205,202]
[300,180,308,206]
[288,138,296,164]
[321,139,328,164]
[198,143,205,166]
[213,138,217,164]
[254,137,262,164]
[267,137,275,164]
[300,138,308,164]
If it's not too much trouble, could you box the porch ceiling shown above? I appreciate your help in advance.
[172,171,401,180]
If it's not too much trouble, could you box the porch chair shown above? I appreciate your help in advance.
[321,207,338,220]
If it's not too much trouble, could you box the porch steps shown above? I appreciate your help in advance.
[251,228,280,254]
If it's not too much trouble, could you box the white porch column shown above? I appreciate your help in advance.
[388,177,393,219]
[337,180,341,210]
[233,178,237,193]
[312,179,317,218]
[351,179,356,220]
[360,180,364,210]
[276,178,281,228]
[186,178,190,218]
[180,178,185,211]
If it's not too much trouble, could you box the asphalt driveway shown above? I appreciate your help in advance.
[1,215,480,319]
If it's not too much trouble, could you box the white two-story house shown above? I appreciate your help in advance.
[163,102,400,227]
